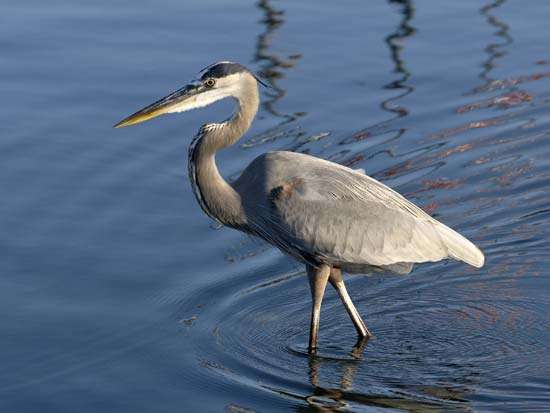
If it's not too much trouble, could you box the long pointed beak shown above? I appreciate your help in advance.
[114,82,201,128]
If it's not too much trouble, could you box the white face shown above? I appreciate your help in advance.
[165,73,245,114]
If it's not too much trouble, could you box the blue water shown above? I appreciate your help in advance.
[1,0,550,411]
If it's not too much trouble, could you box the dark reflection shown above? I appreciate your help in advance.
[255,0,302,121]
[299,338,368,412]
[335,0,416,168]
[308,337,369,387]
[293,337,472,412]
[470,1,550,95]
[382,0,416,119]
[479,0,512,85]
[240,0,304,149]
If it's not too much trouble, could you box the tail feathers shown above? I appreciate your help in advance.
[436,224,485,268]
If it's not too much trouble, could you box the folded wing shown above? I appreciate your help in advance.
[247,152,484,270]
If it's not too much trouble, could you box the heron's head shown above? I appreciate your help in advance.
[114,61,264,128]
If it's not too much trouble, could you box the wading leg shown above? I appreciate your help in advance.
[306,263,331,353]
[329,267,372,338]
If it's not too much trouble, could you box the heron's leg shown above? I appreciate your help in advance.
[329,267,372,338]
[306,263,331,353]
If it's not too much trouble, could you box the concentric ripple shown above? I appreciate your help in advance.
[175,249,548,411]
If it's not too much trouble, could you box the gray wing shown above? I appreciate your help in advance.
[236,151,484,270]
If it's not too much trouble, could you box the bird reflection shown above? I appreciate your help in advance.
[294,336,474,412]
[301,337,369,412]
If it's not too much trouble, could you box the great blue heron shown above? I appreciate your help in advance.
[115,61,484,352]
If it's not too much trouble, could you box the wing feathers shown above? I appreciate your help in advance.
[238,151,485,270]
[433,222,485,268]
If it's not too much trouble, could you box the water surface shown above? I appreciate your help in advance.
[1,0,550,411]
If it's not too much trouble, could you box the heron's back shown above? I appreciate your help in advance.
[234,151,484,273]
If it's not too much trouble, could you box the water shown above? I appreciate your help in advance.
[1,0,549,411]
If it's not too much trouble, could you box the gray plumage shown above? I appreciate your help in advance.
[235,151,484,274]
[116,61,485,352]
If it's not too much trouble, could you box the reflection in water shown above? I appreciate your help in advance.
[333,0,416,168]
[383,0,416,119]
[296,338,472,412]
[356,0,416,138]
[304,338,367,411]
[240,0,303,149]
[255,0,302,121]
[478,0,512,85]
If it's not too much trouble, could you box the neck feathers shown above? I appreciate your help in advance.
[199,78,260,153]
[187,78,259,227]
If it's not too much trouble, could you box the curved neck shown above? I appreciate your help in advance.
[188,87,259,227]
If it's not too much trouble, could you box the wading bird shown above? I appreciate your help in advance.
[115,61,484,352]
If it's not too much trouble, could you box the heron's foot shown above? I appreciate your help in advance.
[356,322,372,338]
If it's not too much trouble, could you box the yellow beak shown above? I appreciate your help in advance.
[114,82,201,128]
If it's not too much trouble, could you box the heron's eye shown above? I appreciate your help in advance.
[204,78,216,88]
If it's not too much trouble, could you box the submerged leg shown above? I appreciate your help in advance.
[329,267,372,338]
[307,263,331,353]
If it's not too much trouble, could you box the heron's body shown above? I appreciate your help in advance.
[116,61,484,352]
[234,150,483,274]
